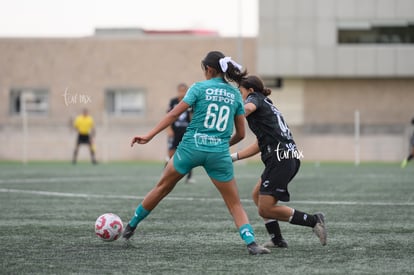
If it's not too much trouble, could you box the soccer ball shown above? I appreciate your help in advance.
[95,213,124,241]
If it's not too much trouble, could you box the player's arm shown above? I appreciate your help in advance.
[131,101,190,146]
[229,114,246,146]
[244,102,257,117]
[231,140,260,161]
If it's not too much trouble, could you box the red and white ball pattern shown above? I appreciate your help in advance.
[95,213,123,241]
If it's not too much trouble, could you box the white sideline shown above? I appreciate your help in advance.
[0,188,413,206]
[0,176,158,184]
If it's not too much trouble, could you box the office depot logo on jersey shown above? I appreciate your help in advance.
[205,88,235,104]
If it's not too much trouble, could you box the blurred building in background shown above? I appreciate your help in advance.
[258,0,414,162]
[0,0,413,162]
[0,31,256,162]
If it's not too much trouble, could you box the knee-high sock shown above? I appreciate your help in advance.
[289,209,317,227]
[239,224,255,245]
[129,204,151,228]
[265,219,283,240]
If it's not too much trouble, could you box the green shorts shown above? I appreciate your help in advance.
[173,146,234,182]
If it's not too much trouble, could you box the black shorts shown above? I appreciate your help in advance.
[260,154,300,202]
[168,132,185,150]
[77,134,91,145]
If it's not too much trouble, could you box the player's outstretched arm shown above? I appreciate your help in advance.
[131,135,152,146]
[231,140,260,161]
[131,101,190,147]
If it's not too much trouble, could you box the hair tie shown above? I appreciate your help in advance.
[219,56,242,72]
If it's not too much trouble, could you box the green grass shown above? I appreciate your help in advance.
[0,161,413,274]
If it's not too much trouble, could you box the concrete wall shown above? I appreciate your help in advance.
[255,0,414,162]
[258,0,414,77]
[1,28,413,162]
[268,78,414,162]
[0,36,256,162]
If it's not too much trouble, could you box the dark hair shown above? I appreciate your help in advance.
[240,75,272,96]
[202,51,247,85]
[177,82,188,90]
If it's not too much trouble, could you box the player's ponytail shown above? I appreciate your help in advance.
[262,88,272,96]
[240,75,272,96]
[202,51,247,86]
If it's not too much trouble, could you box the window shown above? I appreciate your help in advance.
[338,22,414,44]
[263,77,283,89]
[105,88,146,116]
[9,88,49,115]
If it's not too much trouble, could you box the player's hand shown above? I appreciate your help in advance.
[131,135,151,146]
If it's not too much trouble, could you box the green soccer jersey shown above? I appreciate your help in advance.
[180,77,245,152]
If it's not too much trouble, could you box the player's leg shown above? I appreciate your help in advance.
[258,157,299,221]
[123,158,185,240]
[72,145,79,164]
[142,159,184,210]
[72,137,80,164]
[168,148,175,159]
[211,177,269,255]
[402,140,414,167]
[408,146,414,162]
[185,169,195,183]
[251,179,287,248]
[88,137,97,164]
[211,177,250,229]
[257,195,327,245]
[258,158,327,245]
[206,152,269,254]
[257,195,294,221]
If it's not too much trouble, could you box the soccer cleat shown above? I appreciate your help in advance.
[313,213,327,246]
[401,159,408,168]
[247,242,271,255]
[263,238,288,248]
[122,224,137,241]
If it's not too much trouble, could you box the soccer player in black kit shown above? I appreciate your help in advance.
[231,75,327,248]
[166,83,194,183]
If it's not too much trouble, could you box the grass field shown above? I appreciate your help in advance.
[0,161,413,274]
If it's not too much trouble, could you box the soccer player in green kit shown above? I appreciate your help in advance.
[123,51,270,255]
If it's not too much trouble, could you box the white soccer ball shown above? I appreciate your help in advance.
[95,213,124,241]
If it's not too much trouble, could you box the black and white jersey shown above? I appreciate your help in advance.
[168,97,191,135]
[245,92,296,159]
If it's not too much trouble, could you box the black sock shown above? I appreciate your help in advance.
[187,170,192,180]
[265,220,283,241]
[289,210,317,228]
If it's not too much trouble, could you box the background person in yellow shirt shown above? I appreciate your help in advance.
[72,108,97,164]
